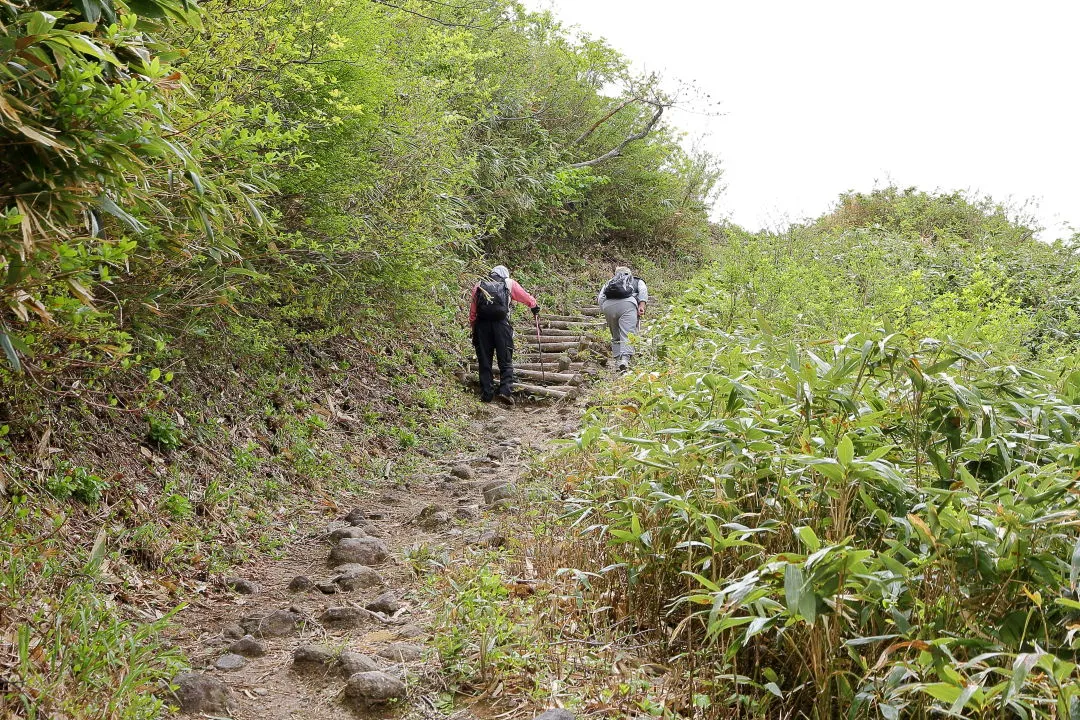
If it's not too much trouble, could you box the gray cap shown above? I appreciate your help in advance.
[490,265,510,280]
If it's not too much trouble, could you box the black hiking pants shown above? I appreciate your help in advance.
[473,318,514,399]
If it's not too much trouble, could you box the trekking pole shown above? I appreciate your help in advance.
[534,312,546,384]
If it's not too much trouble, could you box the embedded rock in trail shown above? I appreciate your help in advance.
[215,653,247,671]
[345,671,406,706]
[487,446,507,461]
[333,564,386,591]
[396,624,426,639]
[365,591,402,615]
[377,642,423,663]
[416,504,450,529]
[172,672,234,714]
[455,506,480,521]
[224,576,260,595]
[450,463,474,480]
[241,609,301,638]
[343,508,367,525]
[338,651,380,676]
[293,644,335,667]
[316,581,339,594]
[321,606,367,629]
[482,480,515,505]
[287,575,313,592]
[328,526,368,543]
[222,623,245,640]
[535,710,576,720]
[476,530,506,548]
[229,635,267,658]
[329,537,389,567]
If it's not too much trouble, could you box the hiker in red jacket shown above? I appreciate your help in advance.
[470,265,540,406]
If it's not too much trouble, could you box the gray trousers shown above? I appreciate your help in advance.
[601,298,639,358]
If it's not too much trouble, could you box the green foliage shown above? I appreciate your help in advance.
[44,461,108,503]
[146,412,182,448]
[548,190,1080,718]
[0,495,183,718]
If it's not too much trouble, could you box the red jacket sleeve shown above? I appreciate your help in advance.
[509,280,537,309]
[468,284,479,326]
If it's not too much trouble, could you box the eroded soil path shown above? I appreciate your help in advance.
[169,311,606,719]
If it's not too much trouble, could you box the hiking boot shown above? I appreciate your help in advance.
[480,393,493,403]
[617,357,629,372]
[495,393,515,407]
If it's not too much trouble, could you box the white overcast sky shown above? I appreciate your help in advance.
[526,1,1079,238]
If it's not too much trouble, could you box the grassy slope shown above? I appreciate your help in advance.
[430,192,1080,719]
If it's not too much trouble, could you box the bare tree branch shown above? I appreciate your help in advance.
[572,97,634,146]
[568,99,666,169]
[367,0,505,31]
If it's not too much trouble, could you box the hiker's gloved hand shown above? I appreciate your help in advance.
[531,305,541,317]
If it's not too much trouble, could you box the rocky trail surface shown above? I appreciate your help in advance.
[168,309,608,719]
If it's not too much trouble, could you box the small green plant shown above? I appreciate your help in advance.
[160,493,192,519]
[147,414,183,449]
[404,543,449,576]
[44,463,108,504]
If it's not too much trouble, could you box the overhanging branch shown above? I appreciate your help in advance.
[568,100,665,169]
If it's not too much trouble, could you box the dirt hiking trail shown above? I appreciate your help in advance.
[168,309,608,720]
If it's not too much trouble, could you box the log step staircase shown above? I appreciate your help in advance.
[460,307,606,400]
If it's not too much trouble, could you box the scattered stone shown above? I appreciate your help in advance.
[338,651,380,676]
[240,609,300,638]
[365,591,402,615]
[321,606,367,628]
[316,581,339,595]
[455,506,480,521]
[476,530,506,548]
[344,508,367,525]
[229,635,267,658]
[535,710,576,720]
[416,504,451,529]
[487,446,507,461]
[215,653,247,671]
[329,537,389,567]
[396,624,426,639]
[345,671,406,706]
[376,642,423,663]
[490,498,514,511]
[287,575,313,593]
[329,526,369,543]
[378,493,401,505]
[171,672,234,715]
[224,576,260,595]
[293,644,335,667]
[253,687,268,697]
[450,463,474,480]
[333,564,386,591]
[366,510,388,520]
[482,481,514,505]
[222,623,245,640]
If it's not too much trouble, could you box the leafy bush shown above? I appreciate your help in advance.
[542,193,1080,718]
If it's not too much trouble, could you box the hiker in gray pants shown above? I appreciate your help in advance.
[597,266,649,371]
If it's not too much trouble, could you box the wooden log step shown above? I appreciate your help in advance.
[530,328,587,338]
[459,373,574,399]
[532,340,584,353]
[514,362,585,372]
[539,314,598,324]
[581,306,603,316]
[467,367,582,385]
[519,352,575,364]
[515,382,577,399]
